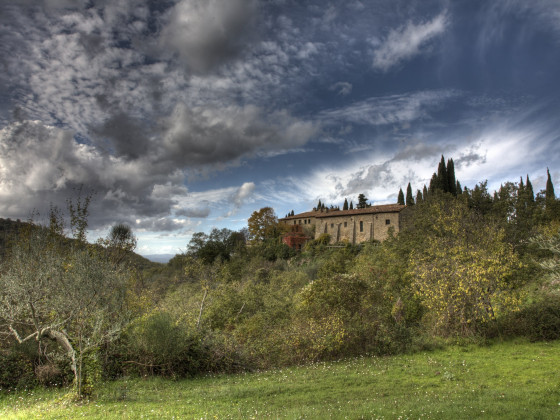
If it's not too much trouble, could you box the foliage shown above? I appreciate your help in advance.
[405,182,414,205]
[186,228,245,264]
[397,188,405,205]
[410,199,523,336]
[357,193,368,209]
[0,349,36,390]
[488,296,560,341]
[247,207,279,242]
[0,204,130,398]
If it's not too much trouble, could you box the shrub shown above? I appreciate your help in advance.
[0,349,36,389]
[490,296,560,341]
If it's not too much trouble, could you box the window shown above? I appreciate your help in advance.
[308,219,311,224]
[299,220,302,224]
[385,219,391,225]
[344,222,347,227]
[304,219,307,224]
[360,221,363,232]
[331,223,334,228]
[293,221,296,225]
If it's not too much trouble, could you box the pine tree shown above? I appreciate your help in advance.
[343,198,349,210]
[349,201,354,210]
[357,193,368,209]
[447,158,457,196]
[397,188,405,205]
[406,183,414,206]
[456,180,462,195]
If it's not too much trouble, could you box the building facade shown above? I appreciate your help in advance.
[279,204,405,246]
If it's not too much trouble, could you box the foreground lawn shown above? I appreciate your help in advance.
[1,339,559,419]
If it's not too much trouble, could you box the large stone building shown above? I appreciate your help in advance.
[279,204,405,246]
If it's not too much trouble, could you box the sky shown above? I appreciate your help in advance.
[1,0,560,260]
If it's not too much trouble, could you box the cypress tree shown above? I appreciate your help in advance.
[429,173,438,194]
[447,158,457,196]
[317,200,322,210]
[526,175,534,203]
[343,198,349,210]
[437,155,448,192]
[423,184,429,200]
[416,189,423,204]
[397,188,405,205]
[349,201,354,210]
[546,168,555,202]
[406,183,414,206]
[456,180,462,195]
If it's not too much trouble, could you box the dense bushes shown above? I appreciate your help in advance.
[0,349,35,390]
[488,296,560,341]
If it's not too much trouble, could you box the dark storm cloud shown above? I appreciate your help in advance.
[96,113,153,160]
[159,0,258,73]
[455,151,487,169]
[158,103,318,166]
[175,208,211,218]
[0,120,188,230]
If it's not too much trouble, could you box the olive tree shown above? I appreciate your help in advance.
[0,206,130,397]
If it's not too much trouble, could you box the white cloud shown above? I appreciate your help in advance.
[372,12,448,72]
[232,182,256,208]
[329,81,353,96]
[320,90,459,126]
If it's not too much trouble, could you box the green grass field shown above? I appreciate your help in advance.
[1,339,559,419]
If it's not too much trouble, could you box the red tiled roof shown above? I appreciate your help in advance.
[279,204,405,221]
[279,211,322,221]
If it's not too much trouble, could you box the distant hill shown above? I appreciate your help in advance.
[142,254,175,263]
[0,217,161,271]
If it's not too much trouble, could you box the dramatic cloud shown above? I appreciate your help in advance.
[176,207,211,218]
[160,104,318,167]
[0,121,188,229]
[1,1,559,258]
[372,12,448,72]
[159,0,258,73]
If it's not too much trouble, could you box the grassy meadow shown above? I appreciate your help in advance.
[1,339,559,419]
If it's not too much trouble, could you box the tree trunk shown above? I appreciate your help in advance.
[43,329,78,389]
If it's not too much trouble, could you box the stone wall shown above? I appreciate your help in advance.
[314,211,400,244]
